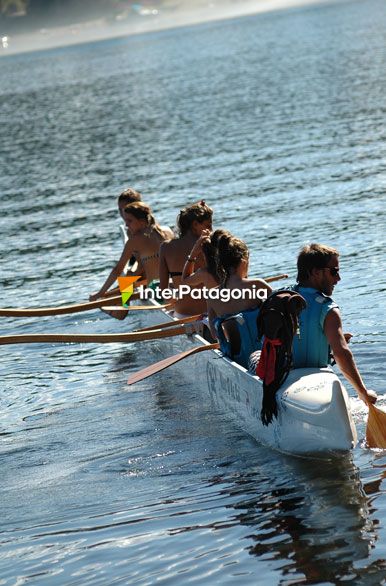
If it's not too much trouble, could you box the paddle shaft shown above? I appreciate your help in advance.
[0,293,139,317]
[0,280,147,318]
[135,314,203,332]
[0,324,188,346]
[264,273,288,283]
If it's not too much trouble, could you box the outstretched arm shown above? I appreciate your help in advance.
[249,278,273,300]
[159,242,170,291]
[89,240,136,301]
[181,266,207,287]
[324,308,377,405]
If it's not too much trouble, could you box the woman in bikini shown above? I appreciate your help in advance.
[159,201,213,316]
[207,233,272,367]
[90,202,173,317]
[181,228,231,290]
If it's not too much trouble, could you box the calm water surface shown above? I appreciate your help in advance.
[1,0,386,583]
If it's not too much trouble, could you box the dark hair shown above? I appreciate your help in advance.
[123,202,164,237]
[202,229,232,281]
[297,243,339,282]
[118,188,142,206]
[177,200,213,237]
[216,233,249,287]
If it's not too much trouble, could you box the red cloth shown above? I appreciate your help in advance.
[255,338,282,385]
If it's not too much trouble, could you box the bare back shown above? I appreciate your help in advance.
[126,227,172,283]
[159,236,208,315]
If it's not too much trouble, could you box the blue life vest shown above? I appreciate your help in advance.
[214,307,261,368]
[292,285,338,368]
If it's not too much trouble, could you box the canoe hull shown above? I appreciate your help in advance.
[139,304,357,456]
[205,357,357,455]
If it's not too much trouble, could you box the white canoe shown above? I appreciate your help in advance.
[138,301,358,456]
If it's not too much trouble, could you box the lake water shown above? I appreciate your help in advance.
[1,0,386,583]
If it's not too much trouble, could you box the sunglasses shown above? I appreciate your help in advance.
[322,266,340,277]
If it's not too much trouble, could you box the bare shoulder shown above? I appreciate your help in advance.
[122,233,140,251]
[161,238,179,254]
[325,306,342,326]
[129,233,147,247]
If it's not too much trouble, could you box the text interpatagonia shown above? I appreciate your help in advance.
[137,284,268,303]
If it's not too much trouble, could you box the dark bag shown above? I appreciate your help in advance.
[255,290,306,426]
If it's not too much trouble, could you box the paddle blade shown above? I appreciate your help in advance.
[366,404,386,449]
[127,343,220,385]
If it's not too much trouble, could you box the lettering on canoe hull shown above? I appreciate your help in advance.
[206,359,285,447]
[206,360,260,420]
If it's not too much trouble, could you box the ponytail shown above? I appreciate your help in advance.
[216,234,249,287]
[202,229,231,281]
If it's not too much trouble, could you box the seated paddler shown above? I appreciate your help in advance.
[89,202,173,319]
[159,201,213,317]
[292,242,377,406]
[207,232,272,368]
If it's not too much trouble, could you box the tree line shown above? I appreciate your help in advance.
[1,0,123,19]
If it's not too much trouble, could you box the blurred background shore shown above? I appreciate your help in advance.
[1,0,333,55]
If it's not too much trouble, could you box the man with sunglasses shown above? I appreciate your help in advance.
[292,243,377,406]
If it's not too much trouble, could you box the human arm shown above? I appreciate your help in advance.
[324,308,377,405]
[159,242,170,291]
[181,266,208,287]
[181,231,211,279]
[249,278,273,300]
[89,240,136,301]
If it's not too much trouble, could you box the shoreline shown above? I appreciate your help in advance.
[1,0,336,57]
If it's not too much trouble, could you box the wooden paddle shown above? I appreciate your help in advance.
[135,314,203,332]
[264,273,288,283]
[0,296,172,318]
[0,279,148,318]
[101,304,172,312]
[0,324,188,346]
[0,295,123,317]
[366,404,386,449]
[127,343,220,385]
[0,289,140,318]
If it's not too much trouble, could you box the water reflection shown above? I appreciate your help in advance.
[169,453,386,583]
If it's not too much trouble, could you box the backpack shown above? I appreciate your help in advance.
[254,289,306,426]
